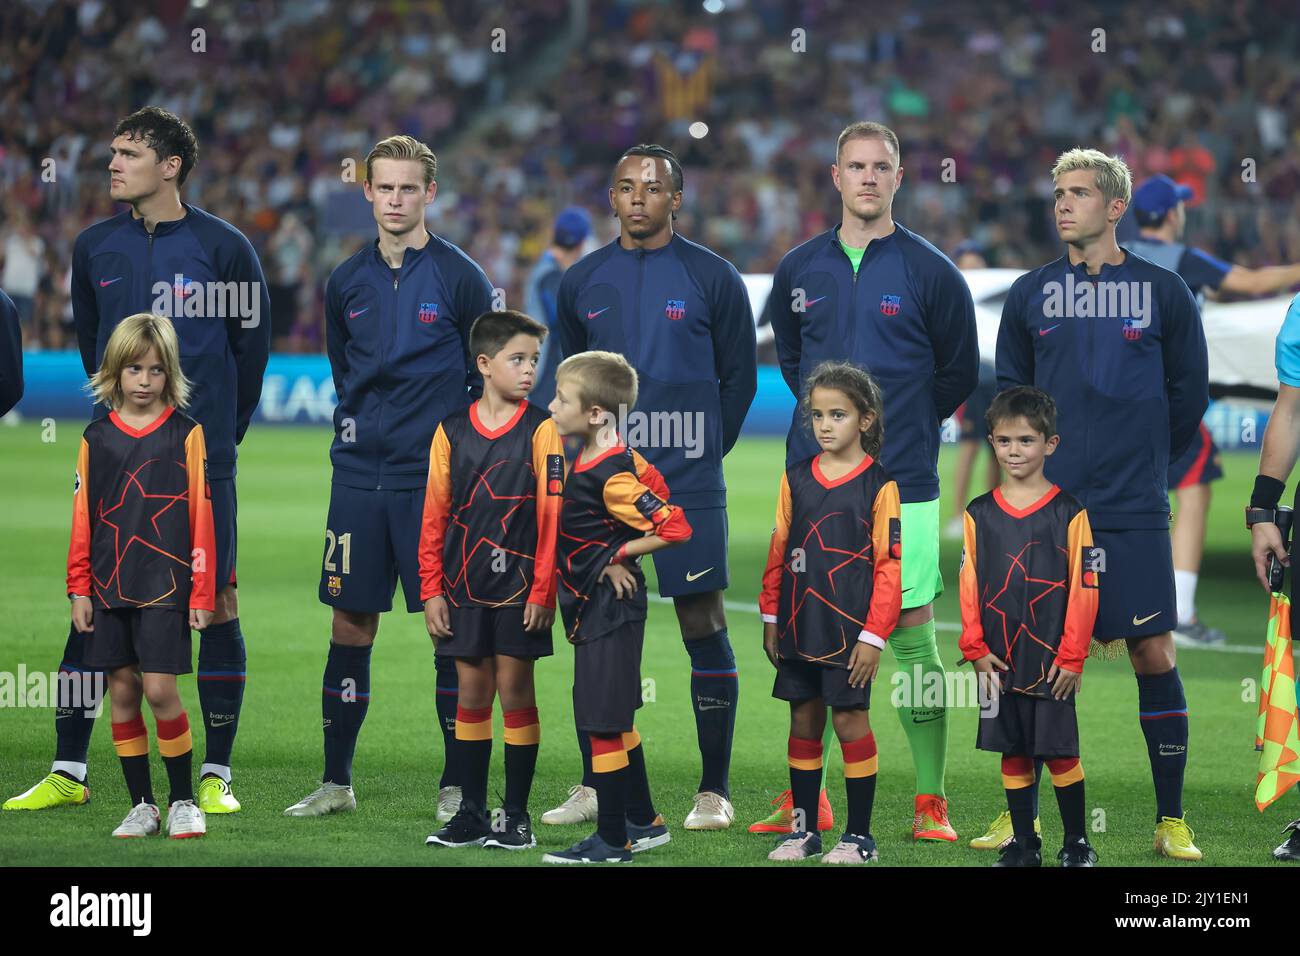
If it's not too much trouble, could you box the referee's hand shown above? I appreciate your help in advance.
[1252,522,1288,592]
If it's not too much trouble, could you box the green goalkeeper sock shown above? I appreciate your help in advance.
[888,619,948,798]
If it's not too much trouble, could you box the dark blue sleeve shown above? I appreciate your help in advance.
[556,268,585,361]
[324,270,348,403]
[218,228,272,444]
[455,258,495,397]
[996,276,1033,389]
[709,261,758,456]
[537,270,561,330]
[0,290,22,417]
[1180,247,1232,294]
[763,254,801,396]
[1161,274,1210,461]
[921,253,979,421]
[71,232,99,376]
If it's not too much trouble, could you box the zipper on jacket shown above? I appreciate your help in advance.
[374,264,398,489]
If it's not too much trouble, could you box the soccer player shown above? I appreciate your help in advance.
[0,288,21,417]
[1248,291,1300,860]
[1125,174,1300,647]
[959,387,1100,867]
[69,313,215,838]
[760,362,901,864]
[541,351,692,863]
[763,121,978,840]
[524,207,591,410]
[284,135,494,819]
[995,148,1209,860]
[420,310,562,851]
[550,145,756,830]
[5,107,270,815]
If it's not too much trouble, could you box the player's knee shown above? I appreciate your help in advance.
[676,591,726,638]
[831,707,869,740]
[331,609,378,645]
[141,674,180,711]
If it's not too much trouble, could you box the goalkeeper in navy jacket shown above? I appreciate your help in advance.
[553,145,757,830]
[5,107,269,816]
[285,135,494,820]
[761,123,977,841]
[995,148,1209,861]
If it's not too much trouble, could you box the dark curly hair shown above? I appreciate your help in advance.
[114,106,199,186]
[801,361,885,456]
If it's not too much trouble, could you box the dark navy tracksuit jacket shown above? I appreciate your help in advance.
[555,233,758,511]
[325,233,494,491]
[995,252,1210,530]
[71,203,271,479]
[0,289,21,417]
[764,223,979,503]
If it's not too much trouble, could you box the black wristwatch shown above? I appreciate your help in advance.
[1247,507,1277,529]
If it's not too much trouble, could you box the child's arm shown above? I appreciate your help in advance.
[524,418,564,631]
[758,473,792,668]
[601,460,693,560]
[419,425,454,639]
[67,437,94,632]
[848,479,903,687]
[958,509,992,661]
[185,425,217,626]
[1053,508,1100,680]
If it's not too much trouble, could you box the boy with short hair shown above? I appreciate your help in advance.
[69,313,215,839]
[541,351,693,863]
[420,309,562,851]
[959,386,1100,867]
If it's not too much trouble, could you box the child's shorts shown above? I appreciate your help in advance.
[772,657,870,710]
[572,622,645,734]
[436,605,554,660]
[84,607,192,674]
[977,690,1079,759]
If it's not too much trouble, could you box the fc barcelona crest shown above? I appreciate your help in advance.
[418,302,438,324]
[327,575,342,597]
[665,298,686,321]
[1122,318,1142,341]
[880,294,901,316]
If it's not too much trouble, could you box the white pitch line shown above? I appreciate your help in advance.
[649,593,1265,655]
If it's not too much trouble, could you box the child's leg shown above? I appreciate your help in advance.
[1001,754,1038,845]
[143,672,193,805]
[788,700,827,834]
[590,733,629,847]
[454,657,496,811]
[496,655,539,816]
[109,667,152,806]
[832,707,876,837]
[622,726,657,826]
[1045,757,1086,841]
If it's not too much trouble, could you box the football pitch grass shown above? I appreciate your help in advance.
[0,421,1290,867]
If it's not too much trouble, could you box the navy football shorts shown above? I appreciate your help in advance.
[1092,527,1176,642]
[319,482,425,614]
[1167,423,1224,489]
[772,657,870,710]
[651,505,729,598]
[85,608,192,675]
[572,622,645,734]
[210,477,238,591]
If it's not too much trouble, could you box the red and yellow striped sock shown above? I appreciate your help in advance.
[1047,756,1086,840]
[1001,754,1038,846]
[787,736,823,834]
[455,705,493,809]
[503,707,540,815]
[112,714,153,806]
[156,712,194,805]
[591,733,629,847]
[841,732,878,836]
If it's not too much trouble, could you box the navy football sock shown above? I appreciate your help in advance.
[686,629,738,797]
[54,623,99,773]
[197,619,246,772]
[434,655,459,788]
[322,642,372,786]
[578,726,595,789]
[1137,668,1188,822]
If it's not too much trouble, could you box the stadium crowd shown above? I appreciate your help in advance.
[3,0,1298,351]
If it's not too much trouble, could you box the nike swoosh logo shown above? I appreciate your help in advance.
[586,307,609,319]
[1132,612,1161,626]
[1039,324,1061,336]
[685,568,713,582]
[697,704,731,711]
[348,308,368,318]
[912,714,945,724]
[99,277,122,287]
[209,719,237,728]
[806,296,827,307]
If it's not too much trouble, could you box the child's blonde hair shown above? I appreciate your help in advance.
[88,313,190,410]
[555,350,638,413]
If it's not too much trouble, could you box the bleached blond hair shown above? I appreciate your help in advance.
[88,313,190,410]
[1050,148,1132,208]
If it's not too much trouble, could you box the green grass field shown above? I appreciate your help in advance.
[0,421,1289,867]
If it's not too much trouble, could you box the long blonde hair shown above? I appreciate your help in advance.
[88,313,190,410]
